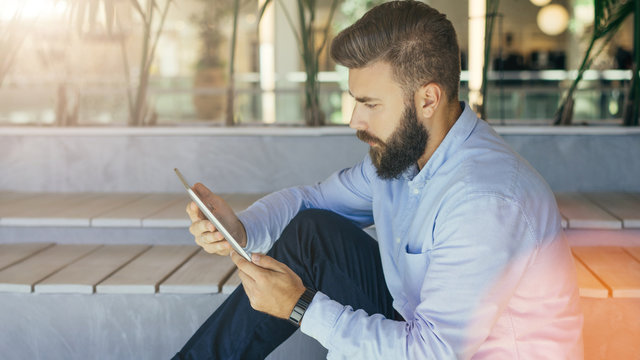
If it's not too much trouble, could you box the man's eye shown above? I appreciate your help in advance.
[364,103,377,109]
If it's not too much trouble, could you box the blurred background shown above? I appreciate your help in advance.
[0,0,636,127]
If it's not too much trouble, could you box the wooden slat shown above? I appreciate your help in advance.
[34,245,150,294]
[0,243,54,271]
[585,192,640,229]
[0,193,100,227]
[0,193,57,219]
[32,193,144,227]
[2,193,144,227]
[0,192,37,206]
[572,255,609,298]
[91,194,184,227]
[159,250,236,294]
[57,193,146,223]
[573,246,640,298]
[222,270,241,294]
[141,198,191,228]
[624,247,640,262]
[96,245,199,294]
[0,244,100,293]
[556,193,622,229]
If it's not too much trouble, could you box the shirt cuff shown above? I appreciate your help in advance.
[236,209,264,254]
[300,291,345,348]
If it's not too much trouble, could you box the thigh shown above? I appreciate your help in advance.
[268,209,395,319]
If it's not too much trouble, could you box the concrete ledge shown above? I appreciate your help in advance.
[2,130,640,193]
[0,293,328,360]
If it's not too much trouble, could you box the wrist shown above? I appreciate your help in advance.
[288,287,317,327]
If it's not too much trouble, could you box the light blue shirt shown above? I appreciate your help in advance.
[237,103,583,359]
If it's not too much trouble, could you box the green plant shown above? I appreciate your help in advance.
[0,11,30,86]
[69,0,173,126]
[226,0,241,126]
[259,0,340,126]
[336,0,384,30]
[478,0,500,121]
[554,0,635,125]
[193,0,234,70]
[622,0,639,126]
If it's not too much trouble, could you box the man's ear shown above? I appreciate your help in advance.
[415,83,442,119]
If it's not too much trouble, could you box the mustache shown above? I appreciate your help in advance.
[356,130,384,146]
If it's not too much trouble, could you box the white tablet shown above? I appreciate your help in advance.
[174,168,252,262]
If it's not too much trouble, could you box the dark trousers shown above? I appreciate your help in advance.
[173,209,395,360]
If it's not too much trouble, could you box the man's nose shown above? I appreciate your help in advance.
[349,103,368,131]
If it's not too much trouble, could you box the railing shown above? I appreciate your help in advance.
[0,70,633,126]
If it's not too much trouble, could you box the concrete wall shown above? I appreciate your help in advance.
[1,125,639,359]
[1,126,640,194]
[0,293,328,360]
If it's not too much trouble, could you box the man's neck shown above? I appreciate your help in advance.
[416,100,462,170]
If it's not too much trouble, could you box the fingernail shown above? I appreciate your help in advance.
[190,203,197,210]
[252,253,261,263]
[208,224,214,231]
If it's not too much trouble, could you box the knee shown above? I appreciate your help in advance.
[289,209,339,232]
[276,209,339,248]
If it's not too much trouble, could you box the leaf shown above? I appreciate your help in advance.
[555,0,634,125]
[257,0,273,22]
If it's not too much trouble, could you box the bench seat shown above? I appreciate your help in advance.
[0,243,639,360]
[1,191,639,231]
[1,191,639,359]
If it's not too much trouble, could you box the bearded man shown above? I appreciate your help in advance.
[174,1,583,359]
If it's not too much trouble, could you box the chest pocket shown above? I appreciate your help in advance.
[400,247,431,315]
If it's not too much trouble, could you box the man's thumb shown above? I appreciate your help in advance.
[252,253,282,271]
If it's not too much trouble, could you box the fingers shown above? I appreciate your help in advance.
[189,219,216,237]
[197,237,231,254]
[237,268,255,288]
[251,254,286,273]
[231,250,262,280]
[186,202,203,222]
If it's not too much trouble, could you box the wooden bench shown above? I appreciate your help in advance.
[1,191,639,235]
[0,192,266,229]
[1,191,640,360]
[0,243,238,295]
[0,243,638,360]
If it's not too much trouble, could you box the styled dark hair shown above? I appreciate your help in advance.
[331,0,461,101]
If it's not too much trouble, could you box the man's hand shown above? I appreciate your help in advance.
[231,251,306,320]
[186,183,247,256]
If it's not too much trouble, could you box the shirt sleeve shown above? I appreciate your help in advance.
[236,155,377,254]
[300,194,541,359]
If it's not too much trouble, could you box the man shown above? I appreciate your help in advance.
[174,1,583,359]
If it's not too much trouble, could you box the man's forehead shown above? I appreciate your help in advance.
[348,62,399,101]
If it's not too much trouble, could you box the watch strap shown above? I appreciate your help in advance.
[288,287,317,327]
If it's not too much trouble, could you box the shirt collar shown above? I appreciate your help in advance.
[405,101,478,183]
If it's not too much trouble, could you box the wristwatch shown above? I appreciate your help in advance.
[288,287,317,327]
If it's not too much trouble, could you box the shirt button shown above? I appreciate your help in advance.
[395,237,401,243]
[412,188,420,195]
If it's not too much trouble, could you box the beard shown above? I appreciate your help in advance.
[356,104,429,179]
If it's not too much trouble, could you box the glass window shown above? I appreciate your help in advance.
[0,0,635,126]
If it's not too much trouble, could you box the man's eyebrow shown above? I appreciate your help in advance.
[348,90,381,103]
